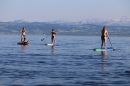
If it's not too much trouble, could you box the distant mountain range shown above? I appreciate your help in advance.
[2,16,130,26]
[45,16,130,26]
[0,17,130,36]
[6,16,130,26]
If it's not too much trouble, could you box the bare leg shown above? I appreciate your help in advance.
[101,36,103,49]
[51,37,54,44]
[23,35,26,39]
[104,37,107,49]
[101,40,103,49]
[21,35,23,42]
[53,37,56,44]
[104,40,106,49]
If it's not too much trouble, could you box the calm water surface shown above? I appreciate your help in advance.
[0,35,130,86]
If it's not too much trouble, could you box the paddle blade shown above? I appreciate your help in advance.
[41,38,44,41]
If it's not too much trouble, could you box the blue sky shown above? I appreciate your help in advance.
[0,0,130,22]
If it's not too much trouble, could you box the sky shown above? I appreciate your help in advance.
[0,0,130,22]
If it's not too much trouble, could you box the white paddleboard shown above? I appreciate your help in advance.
[44,44,60,46]
[45,44,53,46]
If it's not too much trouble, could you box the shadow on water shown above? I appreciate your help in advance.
[51,46,55,53]
[21,45,29,53]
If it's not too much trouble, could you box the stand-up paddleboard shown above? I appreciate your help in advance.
[17,42,29,45]
[44,43,60,46]
[94,47,114,51]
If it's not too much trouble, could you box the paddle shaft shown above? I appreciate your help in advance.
[41,31,57,41]
[108,37,112,47]
[41,35,50,41]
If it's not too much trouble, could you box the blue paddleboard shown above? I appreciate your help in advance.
[94,47,114,51]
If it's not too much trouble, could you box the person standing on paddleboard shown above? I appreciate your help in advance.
[101,26,109,49]
[51,29,56,44]
[20,27,26,42]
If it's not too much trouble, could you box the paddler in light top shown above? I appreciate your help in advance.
[51,29,56,44]
[101,26,109,49]
[20,27,26,42]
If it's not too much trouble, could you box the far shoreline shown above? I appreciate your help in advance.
[0,34,130,37]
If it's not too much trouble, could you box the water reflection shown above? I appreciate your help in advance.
[101,51,107,58]
[51,45,55,53]
[101,51,107,70]
[101,51,108,84]
[21,45,29,52]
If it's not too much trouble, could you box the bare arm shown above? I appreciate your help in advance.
[106,31,109,38]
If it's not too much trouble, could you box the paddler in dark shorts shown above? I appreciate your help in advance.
[51,29,56,44]
[101,26,109,49]
[23,37,29,43]
[22,37,29,45]
[20,27,26,42]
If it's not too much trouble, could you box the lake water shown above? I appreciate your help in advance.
[0,35,130,86]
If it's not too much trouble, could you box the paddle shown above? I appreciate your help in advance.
[108,36,113,48]
[41,35,50,41]
[41,30,57,41]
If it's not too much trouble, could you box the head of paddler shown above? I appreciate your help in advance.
[23,27,25,30]
[52,29,54,31]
